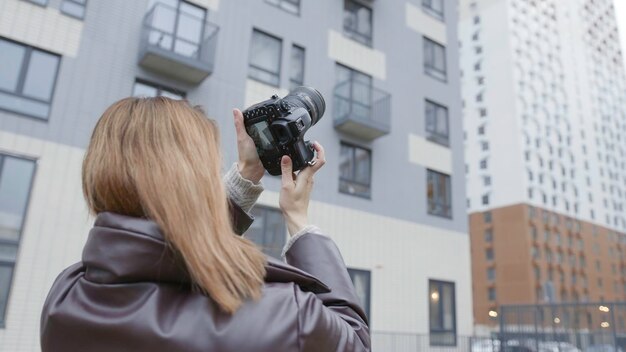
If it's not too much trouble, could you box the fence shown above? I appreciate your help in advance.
[372,332,496,351]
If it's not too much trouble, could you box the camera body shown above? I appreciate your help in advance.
[243,87,325,176]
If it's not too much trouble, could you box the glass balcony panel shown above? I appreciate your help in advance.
[139,3,218,84]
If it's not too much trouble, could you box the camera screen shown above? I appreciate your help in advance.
[248,121,276,152]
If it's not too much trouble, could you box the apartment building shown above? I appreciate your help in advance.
[0,0,470,350]
[460,0,626,328]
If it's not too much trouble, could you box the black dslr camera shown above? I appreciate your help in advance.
[243,86,325,176]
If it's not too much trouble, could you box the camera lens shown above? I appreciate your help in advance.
[286,86,326,125]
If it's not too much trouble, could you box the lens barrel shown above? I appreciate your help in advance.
[285,86,326,125]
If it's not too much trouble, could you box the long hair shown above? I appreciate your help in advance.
[82,97,266,313]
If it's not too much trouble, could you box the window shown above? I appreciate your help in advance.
[425,100,449,146]
[348,269,371,320]
[532,246,540,259]
[339,143,371,198]
[0,154,36,326]
[482,194,489,205]
[244,206,286,259]
[343,0,373,46]
[427,170,452,218]
[148,0,207,58]
[429,280,456,346]
[422,0,444,20]
[487,267,495,281]
[483,211,492,223]
[486,248,494,261]
[0,38,61,120]
[289,45,305,90]
[335,64,373,121]
[530,227,537,240]
[132,80,185,100]
[480,159,487,169]
[265,0,300,15]
[488,287,496,301]
[248,30,282,86]
[60,0,87,19]
[424,37,447,81]
[484,229,493,243]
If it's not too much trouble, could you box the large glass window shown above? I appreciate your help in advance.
[148,0,207,58]
[265,0,300,15]
[0,38,60,120]
[244,206,286,259]
[424,37,447,82]
[132,80,185,100]
[348,268,371,320]
[422,0,444,20]
[60,0,87,19]
[427,169,452,218]
[425,100,449,146]
[0,154,36,326]
[343,0,373,46]
[334,64,373,122]
[289,45,305,90]
[248,29,282,87]
[339,143,371,198]
[429,280,456,346]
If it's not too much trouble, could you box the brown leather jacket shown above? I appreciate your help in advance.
[40,206,370,352]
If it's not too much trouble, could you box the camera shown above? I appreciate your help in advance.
[243,86,326,176]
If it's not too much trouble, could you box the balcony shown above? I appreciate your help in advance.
[333,79,391,140]
[138,3,218,84]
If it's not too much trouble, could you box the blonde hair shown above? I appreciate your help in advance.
[82,97,266,313]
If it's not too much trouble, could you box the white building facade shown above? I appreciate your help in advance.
[460,0,626,231]
[0,0,471,350]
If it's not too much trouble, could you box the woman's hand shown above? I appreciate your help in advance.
[279,142,326,236]
[233,108,264,184]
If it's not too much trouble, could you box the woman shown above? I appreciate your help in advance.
[40,97,370,352]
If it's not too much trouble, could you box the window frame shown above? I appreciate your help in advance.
[428,279,457,347]
[339,142,372,199]
[343,0,373,47]
[132,79,186,99]
[424,99,449,147]
[22,0,49,7]
[289,44,305,90]
[248,29,283,87]
[0,37,61,121]
[265,0,301,15]
[423,36,447,82]
[422,0,444,20]
[60,0,87,19]
[426,169,452,219]
[347,268,371,321]
[0,152,37,328]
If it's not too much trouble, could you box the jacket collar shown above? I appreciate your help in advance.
[82,212,330,294]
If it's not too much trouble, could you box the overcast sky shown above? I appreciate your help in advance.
[615,0,626,68]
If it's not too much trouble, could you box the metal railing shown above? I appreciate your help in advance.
[140,3,219,67]
[372,332,496,351]
[499,302,626,351]
[333,79,391,129]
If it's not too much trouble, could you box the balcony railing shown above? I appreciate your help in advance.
[333,79,391,141]
[138,3,219,84]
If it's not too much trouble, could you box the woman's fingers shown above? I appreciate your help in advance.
[311,142,326,172]
[232,109,246,139]
[280,156,295,190]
